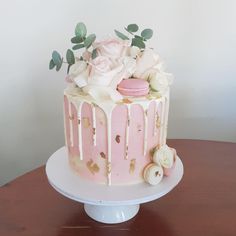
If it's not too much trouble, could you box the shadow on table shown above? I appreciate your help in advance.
[57,205,174,236]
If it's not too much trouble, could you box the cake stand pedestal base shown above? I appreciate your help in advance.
[46,147,184,224]
[84,204,140,223]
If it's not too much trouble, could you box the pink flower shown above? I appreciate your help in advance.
[94,38,129,59]
[88,56,123,86]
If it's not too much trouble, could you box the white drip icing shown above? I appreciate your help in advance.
[153,101,160,136]
[106,115,112,185]
[63,98,68,147]
[77,102,84,160]
[163,93,170,145]
[125,104,131,159]
[159,99,166,146]
[143,107,148,156]
[68,102,74,147]
[92,104,97,146]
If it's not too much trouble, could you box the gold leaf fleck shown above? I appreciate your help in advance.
[82,117,90,128]
[156,117,161,128]
[129,159,136,174]
[100,152,106,159]
[69,115,74,120]
[86,159,100,175]
[107,162,111,174]
[123,98,133,104]
[115,135,121,143]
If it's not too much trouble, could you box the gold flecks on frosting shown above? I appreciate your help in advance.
[100,152,106,159]
[115,135,121,143]
[69,115,74,120]
[129,159,136,174]
[156,117,161,128]
[82,117,90,128]
[107,162,111,174]
[86,159,100,175]
[92,128,96,135]
[123,98,133,104]
[116,98,133,105]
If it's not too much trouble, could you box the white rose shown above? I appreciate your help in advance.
[94,38,129,59]
[128,46,141,58]
[134,48,164,79]
[69,61,88,87]
[70,60,87,76]
[150,72,173,95]
[153,145,174,169]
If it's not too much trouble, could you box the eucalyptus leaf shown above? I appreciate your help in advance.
[72,44,84,50]
[84,34,96,48]
[114,30,129,40]
[49,59,55,70]
[92,49,98,59]
[75,22,87,38]
[56,57,63,71]
[131,37,145,49]
[71,36,84,44]
[67,64,71,74]
[141,28,153,40]
[127,24,139,33]
[66,49,75,65]
[134,35,144,40]
[52,51,62,67]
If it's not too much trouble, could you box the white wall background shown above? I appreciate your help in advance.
[0,0,236,186]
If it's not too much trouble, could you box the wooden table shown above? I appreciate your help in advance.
[1,139,236,236]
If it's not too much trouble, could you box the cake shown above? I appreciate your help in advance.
[49,23,178,186]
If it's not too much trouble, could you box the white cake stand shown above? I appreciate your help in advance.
[46,147,184,224]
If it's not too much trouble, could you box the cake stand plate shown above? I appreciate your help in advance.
[46,147,184,224]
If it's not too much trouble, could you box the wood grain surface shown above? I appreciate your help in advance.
[0,139,236,236]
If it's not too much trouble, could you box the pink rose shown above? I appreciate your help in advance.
[88,56,123,86]
[94,38,129,59]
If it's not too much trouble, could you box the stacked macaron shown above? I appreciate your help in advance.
[117,78,149,97]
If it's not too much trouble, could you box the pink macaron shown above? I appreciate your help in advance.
[117,78,149,97]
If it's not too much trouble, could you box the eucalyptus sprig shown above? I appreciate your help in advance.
[49,22,96,73]
[114,24,153,49]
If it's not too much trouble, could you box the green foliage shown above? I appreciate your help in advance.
[71,36,84,44]
[114,30,129,40]
[92,49,98,59]
[84,34,96,48]
[75,22,87,38]
[49,59,55,70]
[114,24,153,49]
[51,51,63,71]
[66,49,75,65]
[141,29,153,40]
[126,24,139,33]
[72,44,85,50]
[131,37,145,49]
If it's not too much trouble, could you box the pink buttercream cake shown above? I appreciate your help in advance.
[50,22,177,186]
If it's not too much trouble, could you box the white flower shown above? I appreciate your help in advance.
[128,46,141,58]
[150,72,173,95]
[70,60,87,76]
[153,144,174,169]
[133,48,164,79]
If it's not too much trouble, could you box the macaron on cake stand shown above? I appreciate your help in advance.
[46,147,184,224]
